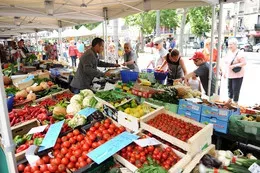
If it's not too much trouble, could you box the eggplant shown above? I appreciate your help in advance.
[201,154,222,169]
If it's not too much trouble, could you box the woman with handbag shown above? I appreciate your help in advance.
[224,38,246,104]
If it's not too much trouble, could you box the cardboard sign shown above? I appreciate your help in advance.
[27,125,48,135]
[87,132,138,164]
[77,107,97,118]
[25,145,40,166]
[18,75,34,84]
[38,120,64,152]
[134,137,161,147]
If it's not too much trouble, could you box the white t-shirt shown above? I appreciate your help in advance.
[153,48,168,70]
[188,78,200,91]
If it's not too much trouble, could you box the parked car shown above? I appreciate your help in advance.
[237,42,253,52]
[253,43,260,52]
[184,42,201,49]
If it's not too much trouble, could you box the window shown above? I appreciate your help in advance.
[239,1,245,13]
[258,15,260,24]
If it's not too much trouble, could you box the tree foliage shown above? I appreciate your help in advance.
[187,6,212,37]
[75,22,101,30]
[125,9,179,35]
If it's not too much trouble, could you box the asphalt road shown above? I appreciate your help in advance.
[137,48,260,106]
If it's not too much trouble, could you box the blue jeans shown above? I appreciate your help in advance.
[228,77,243,102]
[71,56,77,67]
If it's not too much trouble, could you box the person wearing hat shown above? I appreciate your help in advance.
[182,52,216,96]
[147,37,168,70]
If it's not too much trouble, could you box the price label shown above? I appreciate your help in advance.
[249,162,260,173]
[77,107,96,118]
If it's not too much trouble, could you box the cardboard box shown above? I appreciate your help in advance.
[140,109,213,156]
[200,116,229,134]
[179,99,202,115]
[178,109,201,122]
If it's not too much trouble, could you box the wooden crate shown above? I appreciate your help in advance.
[113,137,191,173]
[11,119,40,162]
[182,144,215,173]
[140,109,213,156]
[34,89,69,103]
[117,102,163,132]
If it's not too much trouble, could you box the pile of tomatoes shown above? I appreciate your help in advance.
[147,113,202,142]
[17,118,126,173]
[119,137,180,170]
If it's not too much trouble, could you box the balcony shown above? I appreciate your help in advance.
[255,24,260,31]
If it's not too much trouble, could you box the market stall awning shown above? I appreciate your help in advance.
[0,0,219,36]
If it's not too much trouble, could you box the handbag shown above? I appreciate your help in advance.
[230,51,241,73]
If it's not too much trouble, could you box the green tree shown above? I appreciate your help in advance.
[75,22,101,30]
[125,9,179,35]
[187,6,212,37]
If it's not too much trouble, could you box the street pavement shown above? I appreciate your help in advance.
[136,48,260,106]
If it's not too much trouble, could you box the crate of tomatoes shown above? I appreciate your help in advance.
[113,133,191,173]
[140,109,213,157]
[17,118,126,173]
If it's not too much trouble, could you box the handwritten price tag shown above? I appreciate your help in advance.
[249,162,260,173]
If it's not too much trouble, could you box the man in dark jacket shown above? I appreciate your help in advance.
[70,38,120,93]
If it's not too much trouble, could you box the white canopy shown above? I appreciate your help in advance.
[76,25,91,37]
[0,0,219,37]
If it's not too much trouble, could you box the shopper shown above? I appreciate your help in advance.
[70,38,120,93]
[224,37,246,104]
[77,40,85,58]
[147,37,168,70]
[107,43,118,64]
[122,43,139,72]
[68,40,78,67]
[202,38,218,63]
[157,49,187,85]
[182,52,216,96]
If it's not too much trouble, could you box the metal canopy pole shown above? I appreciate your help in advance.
[58,20,63,61]
[215,2,224,94]
[207,5,216,97]
[35,30,38,52]
[156,10,160,37]
[113,19,119,63]
[103,7,108,59]
[0,65,17,173]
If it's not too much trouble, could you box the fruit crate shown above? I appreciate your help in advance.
[11,119,41,162]
[140,109,213,157]
[113,132,192,173]
[34,88,68,103]
[117,102,163,132]
[182,144,215,173]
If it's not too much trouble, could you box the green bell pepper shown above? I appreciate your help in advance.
[33,138,43,146]
[52,114,65,121]
[14,135,26,146]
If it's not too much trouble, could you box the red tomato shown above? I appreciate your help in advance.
[78,157,85,162]
[107,128,114,135]
[73,129,80,136]
[82,144,90,151]
[63,141,71,148]
[82,151,89,159]
[94,122,101,128]
[52,158,61,165]
[42,155,50,164]
[86,158,92,164]
[48,164,58,173]
[61,136,68,142]
[57,164,66,172]
[24,165,31,172]
[103,133,110,141]
[67,132,74,138]
[74,149,82,158]
[77,134,84,142]
[69,138,76,145]
[99,126,106,131]
[53,143,61,150]
[56,153,64,159]
[147,146,154,152]
[92,142,98,148]
[61,157,69,165]
[31,165,39,171]
[89,134,96,141]
[67,162,75,169]
[36,159,45,166]
[65,152,72,159]
[61,147,68,155]
[17,164,25,171]
[70,155,77,162]
[89,127,96,132]
[79,161,87,168]
[103,123,110,129]
[40,164,48,172]
[104,119,111,124]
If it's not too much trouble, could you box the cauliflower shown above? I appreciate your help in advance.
[70,94,83,105]
[68,115,86,128]
[66,103,81,115]
[82,96,94,108]
[95,102,103,109]
[80,89,94,97]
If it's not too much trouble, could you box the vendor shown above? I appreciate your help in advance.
[157,49,187,85]
[182,52,216,96]
[70,38,120,93]
[122,43,139,72]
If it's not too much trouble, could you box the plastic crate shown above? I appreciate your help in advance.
[120,70,139,83]
[178,109,201,122]
[7,95,14,112]
[200,116,229,134]
[154,71,168,80]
